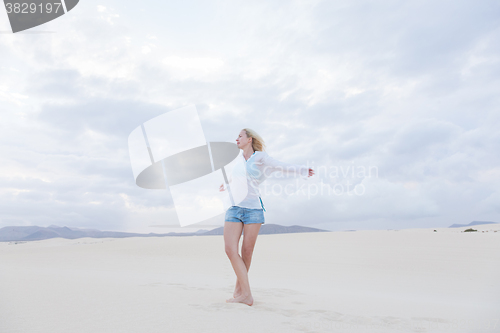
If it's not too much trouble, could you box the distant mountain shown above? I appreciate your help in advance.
[448,221,499,228]
[0,225,178,242]
[0,224,330,242]
[202,224,329,235]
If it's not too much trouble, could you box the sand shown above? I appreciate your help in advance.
[1,223,499,333]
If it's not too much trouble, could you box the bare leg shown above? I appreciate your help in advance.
[230,223,262,299]
[233,255,251,298]
[224,221,253,306]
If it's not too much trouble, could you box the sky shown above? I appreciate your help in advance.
[0,0,499,233]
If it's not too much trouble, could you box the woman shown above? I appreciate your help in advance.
[219,128,314,306]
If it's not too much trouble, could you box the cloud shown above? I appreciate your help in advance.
[0,0,499,232]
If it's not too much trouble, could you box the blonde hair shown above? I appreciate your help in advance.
[242,128,266,152]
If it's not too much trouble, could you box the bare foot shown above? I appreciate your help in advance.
[226,294,253,306]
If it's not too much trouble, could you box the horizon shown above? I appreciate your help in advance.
[2,220,499,236]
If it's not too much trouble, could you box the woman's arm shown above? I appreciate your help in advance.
[261,152,311,178]
[219,172,234,191]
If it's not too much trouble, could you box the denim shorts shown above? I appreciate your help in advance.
[225,206,265,224]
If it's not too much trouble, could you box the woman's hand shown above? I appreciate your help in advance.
[219,183,225,192]
[308,168,315,177]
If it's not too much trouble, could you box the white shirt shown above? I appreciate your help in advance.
[225,150,309,210]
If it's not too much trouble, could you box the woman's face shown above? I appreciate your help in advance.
[236,130,252,149]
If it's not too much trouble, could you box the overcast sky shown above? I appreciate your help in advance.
[1,0,499,233]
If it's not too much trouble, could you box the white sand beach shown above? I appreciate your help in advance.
[1,223,499,333]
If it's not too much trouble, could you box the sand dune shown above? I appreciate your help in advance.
[1,223,499,333]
